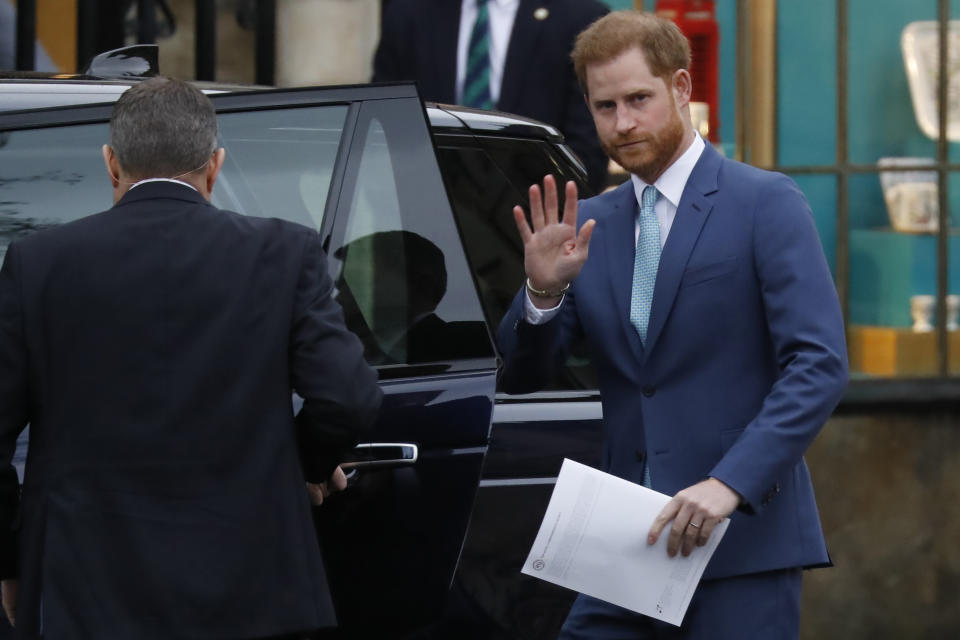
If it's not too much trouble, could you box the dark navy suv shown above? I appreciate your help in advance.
[0,72,607,639]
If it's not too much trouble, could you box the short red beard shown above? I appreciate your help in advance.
[602,97,686,183]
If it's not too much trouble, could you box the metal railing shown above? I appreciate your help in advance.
[14,0,277,85]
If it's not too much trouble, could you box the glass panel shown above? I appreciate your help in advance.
[213,105,348,229]
[913,5,960,163]
[847,172,940,378]
[0,105,349,479]
[438,139,598,391]
[647,1,736,155]
[950,171,960,376]
[331,100,494,368]
[848,0,938,165]
[777,1,837,167]
[0,123,112,264]
[436,143,525,330]
[716,0,737,158]
[845,1,952,379]
[0,105,348,267]
[788,174,838,277]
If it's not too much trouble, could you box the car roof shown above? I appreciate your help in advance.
[0,75,563,143]
[429,102,562,142]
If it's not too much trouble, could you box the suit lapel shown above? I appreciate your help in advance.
[602,183,647,363]
[499,0,549,110]
[642,145,722,359]
[431,0,461,102]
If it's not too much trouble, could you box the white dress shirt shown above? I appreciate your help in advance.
[456,0,520,105]
[630,134,706,249]
[524,134,707,323]
[128,177,198,192]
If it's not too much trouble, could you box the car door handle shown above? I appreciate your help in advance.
[341,442,419,471]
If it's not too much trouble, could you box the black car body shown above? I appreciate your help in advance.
[0,78,606,639]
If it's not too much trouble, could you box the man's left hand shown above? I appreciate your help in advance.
[647,478,740,557]
[306,465,348,506]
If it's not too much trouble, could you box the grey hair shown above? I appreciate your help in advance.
[109,76,218,179]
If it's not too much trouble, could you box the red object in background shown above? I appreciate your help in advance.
[655,0,720,142]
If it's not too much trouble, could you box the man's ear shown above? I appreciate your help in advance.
[205,148,226,193]
[671,69,692,108]
[102,144,121,188]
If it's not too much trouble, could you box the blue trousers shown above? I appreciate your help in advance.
[558,568,802,640]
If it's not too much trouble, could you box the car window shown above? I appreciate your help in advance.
[0,100,495,375]
[0,105,348,268]
[437,137,598,391]
[328,99,495,372]
[0,104,350,482]
[0,123,113,264]
[213,105,347,229]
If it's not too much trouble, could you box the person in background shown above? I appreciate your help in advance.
[0,0,55,72]
[374,0,611,195]
[498,11,848,639]
[0,76,382,639]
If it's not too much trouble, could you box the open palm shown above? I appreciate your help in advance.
[513,175,595,297]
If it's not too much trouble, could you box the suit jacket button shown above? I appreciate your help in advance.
[635,449,646,463]
[642,385,656,397]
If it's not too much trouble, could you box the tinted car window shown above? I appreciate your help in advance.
[437,137,598,390]
[0,104,351,483]
[0,105,347,269]
[213,105,347,228]
[436,142,524,329]
[329,100,494,372]
[0,123,112,263]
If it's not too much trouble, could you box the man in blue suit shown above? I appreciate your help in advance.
[497,11,848,639]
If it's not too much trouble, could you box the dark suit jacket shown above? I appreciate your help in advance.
[499,144,848,581]
[374,0,610,194]
[0,182,382,639]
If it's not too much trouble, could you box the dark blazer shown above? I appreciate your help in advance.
[374,0,610,194]
[499,144,848,580]
[0,182,382,639]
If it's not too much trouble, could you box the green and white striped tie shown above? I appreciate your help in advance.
[463,0,494,109]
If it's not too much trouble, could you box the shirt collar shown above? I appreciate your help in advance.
[129,177,199,193]
[630,133,706,209]
[471,0,517,8]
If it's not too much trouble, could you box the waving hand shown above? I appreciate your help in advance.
[513,175,595,306]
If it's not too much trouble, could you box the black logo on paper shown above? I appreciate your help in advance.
[532,559,545,571]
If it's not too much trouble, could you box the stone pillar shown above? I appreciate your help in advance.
[275,0,380,87]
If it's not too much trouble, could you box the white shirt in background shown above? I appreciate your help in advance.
[456,0,520,105]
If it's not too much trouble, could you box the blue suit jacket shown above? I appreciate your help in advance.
[498,144,848,579]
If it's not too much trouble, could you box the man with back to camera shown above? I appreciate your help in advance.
[0,76,382,639]
[498,11,848,639]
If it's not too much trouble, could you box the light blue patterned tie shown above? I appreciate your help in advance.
[463,0,494,109]
[630,186,661,345]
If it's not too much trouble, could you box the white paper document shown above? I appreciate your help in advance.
[521,459,730,627]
